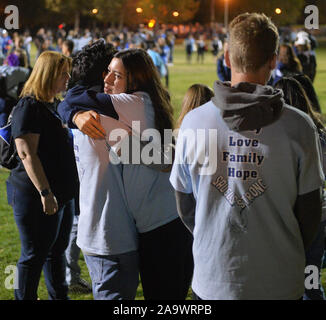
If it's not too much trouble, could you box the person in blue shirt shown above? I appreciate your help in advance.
[184,34,195,64]
[217,42,231,82]
[217,53,231,82]
[157,37,170,88]
[1,30,12,56]
[146,41,167,80]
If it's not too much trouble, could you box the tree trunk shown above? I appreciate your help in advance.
[210,0,215,23]
[119,11,124,30]
[74,11,80,31]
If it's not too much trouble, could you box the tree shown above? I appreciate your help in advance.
[92,0,142,28]
[196,0,306,26]
[194,0,218,24]
[45,0,94,30]
[228,0,305,25]
[137,0,200,24]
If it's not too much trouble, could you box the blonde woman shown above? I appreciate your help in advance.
[6,51,79,300]
[176,84,214,129]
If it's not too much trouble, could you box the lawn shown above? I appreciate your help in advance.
[0,44,326,300]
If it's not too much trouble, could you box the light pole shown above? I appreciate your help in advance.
[92,9,98,29]
[224,0,229,32]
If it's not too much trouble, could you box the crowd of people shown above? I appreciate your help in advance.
[0,13,325,300]
[217,28,318,88]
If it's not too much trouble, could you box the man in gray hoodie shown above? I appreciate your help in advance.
[170,12,324,300]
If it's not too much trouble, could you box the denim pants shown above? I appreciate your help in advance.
[84,251,139,300]
[65,214,81,285]
[7,181,74,300]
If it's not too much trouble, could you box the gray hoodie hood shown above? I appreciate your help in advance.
[211,81,285,132]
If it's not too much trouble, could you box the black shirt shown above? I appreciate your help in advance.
[9,96,79,206]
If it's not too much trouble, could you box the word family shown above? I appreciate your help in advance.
[223,152,264,165]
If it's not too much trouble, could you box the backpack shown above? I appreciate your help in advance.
[0,106,18,169]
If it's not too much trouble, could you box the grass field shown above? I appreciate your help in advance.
[0,44,326,300]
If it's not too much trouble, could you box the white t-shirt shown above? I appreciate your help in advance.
[74,115,138,256]
[170,101,324,299]
[109,92,179,233]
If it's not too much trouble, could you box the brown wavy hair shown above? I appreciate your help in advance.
[278,44,303,73]
[114,49,174,139]
[275,77,325,134]
[176,84,214,128]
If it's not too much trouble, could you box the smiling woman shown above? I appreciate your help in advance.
[58,47,193,301]
[104,58,128,94]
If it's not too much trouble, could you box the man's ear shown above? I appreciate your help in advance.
[225,46,231,68]
[269,54,277,70]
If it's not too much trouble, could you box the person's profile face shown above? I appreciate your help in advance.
[53,64,71,95]
[62,44,69,56]
[104,57,128,94]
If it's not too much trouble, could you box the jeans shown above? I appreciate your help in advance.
[65,214,81,285]
[84,251,139,300]
[7,181,74,300]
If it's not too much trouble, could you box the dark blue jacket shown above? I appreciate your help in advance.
[57,84,118,128]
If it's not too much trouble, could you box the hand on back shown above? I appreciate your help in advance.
[74,110,106,139]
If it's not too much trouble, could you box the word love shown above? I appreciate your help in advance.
[228,136,259,147]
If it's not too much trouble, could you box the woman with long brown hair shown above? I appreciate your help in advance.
[273,43,303,85]
[58,48,193,300]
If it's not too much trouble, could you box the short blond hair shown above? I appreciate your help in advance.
[20,51,71,102]
[228,13,279,73]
